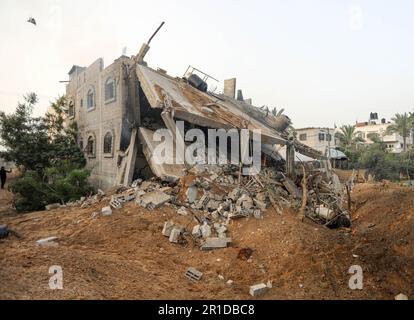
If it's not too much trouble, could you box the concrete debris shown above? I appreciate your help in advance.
[185,267,203,281]
[177,206,189,216]
[200,237,230,251]
[36,236,58,247]
[249,283,268,297]
[227,280,234,286]
[200,222,212,238]
[192,224,202,238]
[101,206,112,216]
[138,190,172,209]
[110,198,123,209]
[395,293,408,300]
[169,227,182,243]
[162,221,175,237]
[186,185,198,204]
[45,203,60,211]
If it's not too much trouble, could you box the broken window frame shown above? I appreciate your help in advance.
[103,131,114,157]
[104,77,116,103]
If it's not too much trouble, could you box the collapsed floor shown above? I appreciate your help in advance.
[0,176,412,300]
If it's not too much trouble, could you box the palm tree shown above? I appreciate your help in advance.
[386,113,412,152]
[335,125,365,150]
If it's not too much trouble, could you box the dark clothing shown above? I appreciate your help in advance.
[1,169,8,189]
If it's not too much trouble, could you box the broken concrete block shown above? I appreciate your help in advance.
[131,179,142,188]
[139,191,172,209]
[395,293,408,300]
[254,198,267,210]
[101,206,112,216]
[36,236,58,247]
[169,228,182,243]
[237,194,254,210]
[162,221,175,237]
[185,267,203,281]
[207,200,220,211]
[253,210,262,219]
[282,177,302,199]
[45,203,60,211]
[186,185,198,204]
[200,237,230,251]
[200,222,212,238]
[192,225,202,238]
[177,206,188,216]
[195,194,210,210]
[249,283,268,297]
[110,198,123,209]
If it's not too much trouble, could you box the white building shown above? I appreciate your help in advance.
[354,116,412,153]
[295,127,343,158]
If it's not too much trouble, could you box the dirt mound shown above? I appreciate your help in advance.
[0,183,412,300]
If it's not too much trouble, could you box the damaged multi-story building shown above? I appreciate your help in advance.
[65,24,325,191]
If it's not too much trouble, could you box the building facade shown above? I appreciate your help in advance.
[295,127,340,157]
[65,56,141,190]
[354,116,412,153]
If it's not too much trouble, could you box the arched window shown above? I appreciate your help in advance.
[103,132,113,154]
[87,88,95,110]
[79,138,84,151]
[86,135,95,157]
[104,77,116,103]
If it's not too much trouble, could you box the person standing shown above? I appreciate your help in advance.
[0,166,12,189]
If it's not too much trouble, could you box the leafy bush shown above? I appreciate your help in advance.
[1,93,92,212]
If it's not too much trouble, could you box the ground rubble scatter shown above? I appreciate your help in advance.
[0,170,413,300]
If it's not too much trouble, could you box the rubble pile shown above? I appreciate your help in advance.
[60,158,350,251]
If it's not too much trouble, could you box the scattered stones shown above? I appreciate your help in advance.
[101,206,112,216]
[45,203,60,211]
[185,267,203,281]
[249,283,268,297]
[177,206,189,216]
[36,236,58,247]
[395,293,408,300]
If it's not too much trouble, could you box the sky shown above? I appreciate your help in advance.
[0,0,414,128]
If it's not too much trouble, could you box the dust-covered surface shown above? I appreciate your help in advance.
[0,180,412,300]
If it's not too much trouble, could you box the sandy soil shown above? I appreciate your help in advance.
[0,179,412,300]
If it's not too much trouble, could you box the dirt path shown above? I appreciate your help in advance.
[0,183,412,300]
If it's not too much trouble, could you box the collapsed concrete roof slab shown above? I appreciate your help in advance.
[136,65,288,145]
[138,127,185,182]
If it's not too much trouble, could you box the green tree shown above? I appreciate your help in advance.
[386,113,412,152]
[335,125,365,150]
[0,93,91,212]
